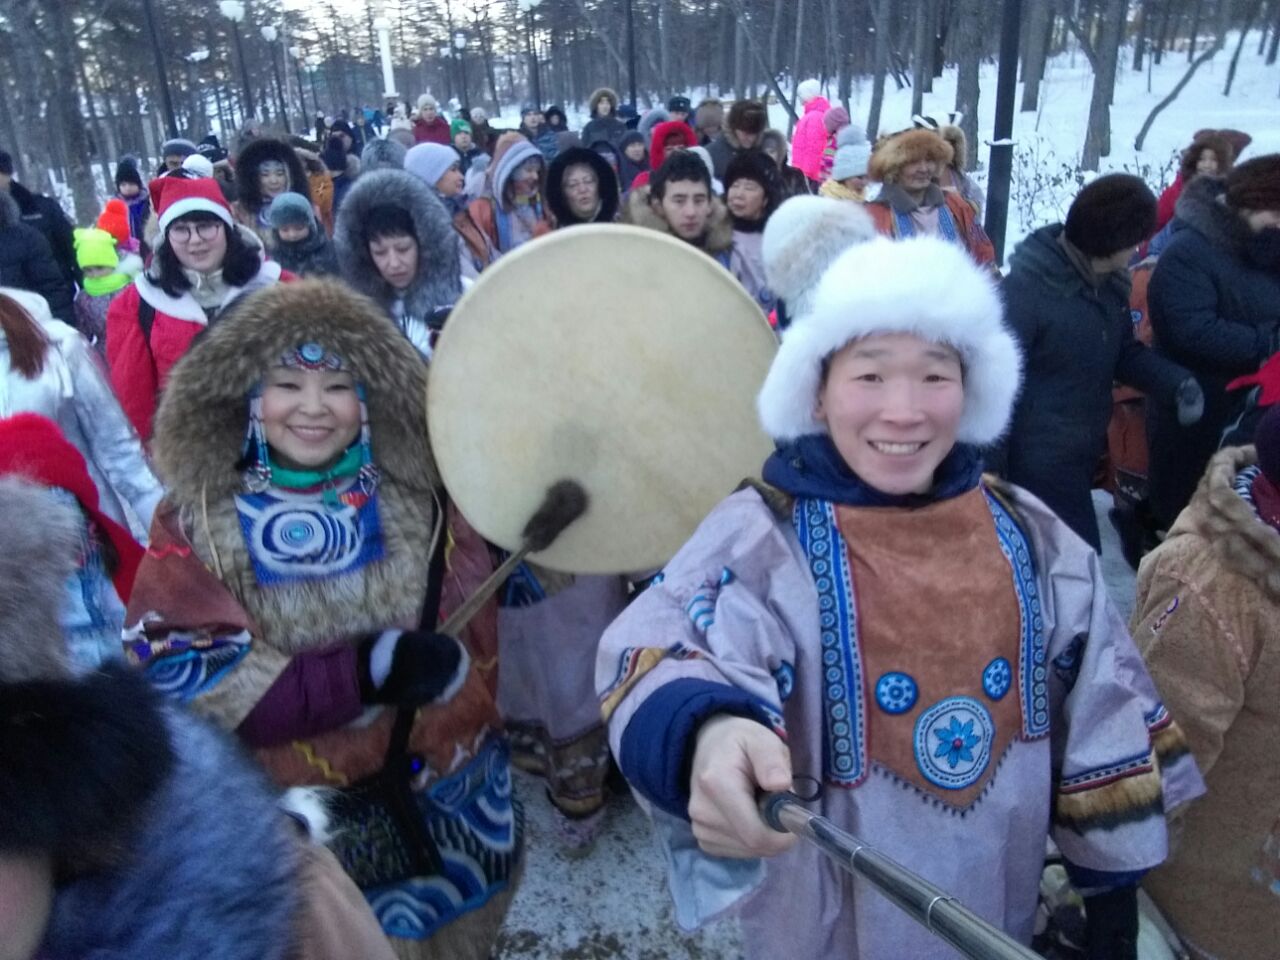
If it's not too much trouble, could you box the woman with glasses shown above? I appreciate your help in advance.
[546,146,620,228]
[106,177,293,439]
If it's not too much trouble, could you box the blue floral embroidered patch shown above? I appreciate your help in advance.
[914,696,994,790]
[982,657,1012,701]
[874,671,918,715]
[772,661,796,702]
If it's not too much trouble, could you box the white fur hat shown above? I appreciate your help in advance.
[797,78,822,104]
[762,196,877,317]
[757,235,1020,446]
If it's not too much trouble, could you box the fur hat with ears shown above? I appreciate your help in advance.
[757,234,1019,445]
[762,195,877,317]
[727,99,768,136]
[939,124,968,170]
[868,128,954,183]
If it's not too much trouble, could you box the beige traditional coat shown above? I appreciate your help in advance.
[1133,446,1280,960]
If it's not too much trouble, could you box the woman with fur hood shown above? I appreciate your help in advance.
[1146,155,1280,530]
[546,146,620,227]
[0,476,399,960]
[234,137,316,249]
[1131,405,1280,960]
[580,87,628,148]
[122,280,521,960]
[106,177,292,439]
[466,132,553,257]
[597,233,1203,960]
[335,168,466,358]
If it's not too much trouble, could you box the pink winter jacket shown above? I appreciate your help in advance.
[791,96,831,181]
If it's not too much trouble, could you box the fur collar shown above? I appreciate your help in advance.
[334,169,463,321]
[151,278,437,507]
[137,226,281,324]
[623,185,734,254]
[1169,446,1280,601]
[1172,175,1251,256]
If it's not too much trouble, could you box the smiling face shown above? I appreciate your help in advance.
[815,332,965,496]
[260,365,361,471]
[1195,149,1219,176]
[898,158,936,194]
[369,232,419,290]
[168,217,228,273]
[259,164,289,199]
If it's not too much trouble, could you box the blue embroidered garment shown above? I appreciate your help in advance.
[235,481,385,586]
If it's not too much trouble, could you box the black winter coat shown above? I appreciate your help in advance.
[996,224,1190,550]
[0,193,77,325]
[9,180,79,285]
[580,115,628,149]
[1146,176,1280,527]
[273,229,340,278]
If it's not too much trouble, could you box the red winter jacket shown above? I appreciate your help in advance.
[413,116,452,145]
[628,120,700,192]
[106,263,290,439]
[1154,173,1185,236]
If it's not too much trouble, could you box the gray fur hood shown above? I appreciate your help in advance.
[1172,174,1251,256]
[334,168,463,319]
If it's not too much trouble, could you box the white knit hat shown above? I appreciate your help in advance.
[797,79,822,104]
[181,153,214,178]
[762,196,877,317]
[757,235,1020,445]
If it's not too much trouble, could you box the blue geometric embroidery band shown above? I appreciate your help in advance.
[983,489,1049,738]
[893,202,959,243]
[875,671,919,715]
[793,498,867,786]
[914,696,994,790]
[982,657,1012,701]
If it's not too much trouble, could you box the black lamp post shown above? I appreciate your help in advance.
[983,0,1024,265]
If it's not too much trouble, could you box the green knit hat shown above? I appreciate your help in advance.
[450,118,472,138]
[73,227,120,271]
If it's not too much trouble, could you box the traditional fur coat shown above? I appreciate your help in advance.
[1133,446,1280,960]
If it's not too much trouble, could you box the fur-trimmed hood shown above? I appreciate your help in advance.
[1172,174,1252,257]
[234,137,312,214]
[869,128,954,183]
[547,146,620,225]
[589,87,620,115]
[648,120,700,170]
[0,477,79,684]
[623,183,734,254]
[334,168,463,320]
[151,279,437,508]
[1167,445,1280,601]
[757,234,1019,445]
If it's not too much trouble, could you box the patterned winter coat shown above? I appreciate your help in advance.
[1133,446,1280,960]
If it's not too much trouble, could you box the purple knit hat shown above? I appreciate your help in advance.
[823,106,850,134]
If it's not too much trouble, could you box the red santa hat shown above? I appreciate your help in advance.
[0,414,144,600]
[155,175,235,233]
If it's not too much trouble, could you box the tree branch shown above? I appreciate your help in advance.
[1062,14,1100,69]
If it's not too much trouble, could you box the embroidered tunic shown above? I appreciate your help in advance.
[597,482,1203,960]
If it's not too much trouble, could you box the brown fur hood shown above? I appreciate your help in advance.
[1167,446,1280,601]
[869,128,954,183]
[151,278,437,509]
[589,87,620,114]
[622,184,734,255]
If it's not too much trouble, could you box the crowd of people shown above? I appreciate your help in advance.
[0,76,1278,960]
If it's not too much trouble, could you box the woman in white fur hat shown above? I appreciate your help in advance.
[596,234,1204,960]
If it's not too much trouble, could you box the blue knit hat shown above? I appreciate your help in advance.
[267,192,315,230]
[404,143,461,190]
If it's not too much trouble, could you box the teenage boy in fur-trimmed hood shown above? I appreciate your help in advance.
[623,150,733,265]
[865,127,995,267]
[0,476,396,960]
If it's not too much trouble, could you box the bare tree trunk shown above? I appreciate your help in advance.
[954,0,983,168]
[660,0,673,92]
[37,1,98,218]
[1068,0,1123,170]
[868,0,894,138]
[1186,0,1205,62]
[1133,0,1154,68]
[913,0,931,114]
[1135,0,1234,148]
[790,0,807,134]
[1224,0,1264,94]
[1268,0,1280,62]
[1021,0,1053,109]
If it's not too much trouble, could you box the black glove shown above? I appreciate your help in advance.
[1175,377,1204,426]
[1083,886,1138,960]
[359,630,468,708]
